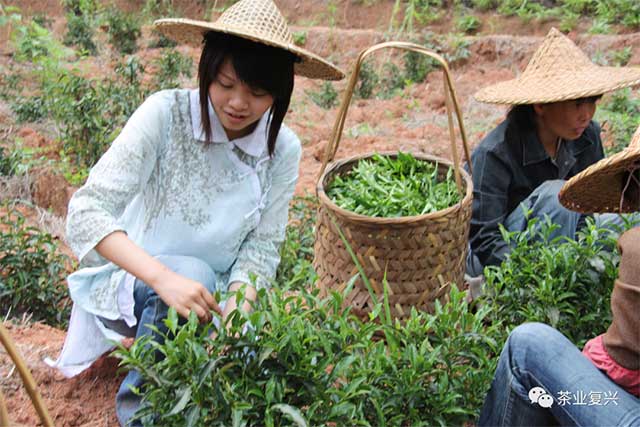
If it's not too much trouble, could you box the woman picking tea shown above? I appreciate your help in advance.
[46,1,343,424]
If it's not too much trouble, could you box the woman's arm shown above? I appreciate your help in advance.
[95,231,221,322]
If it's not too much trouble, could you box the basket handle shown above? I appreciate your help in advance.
[316,41,473,194]
[0,323,54,427]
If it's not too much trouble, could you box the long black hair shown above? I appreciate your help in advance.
[198,32,296,156]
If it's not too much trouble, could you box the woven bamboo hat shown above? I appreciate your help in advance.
[474,28,640,105]
[559,125,640,213]
[154,0,344,80]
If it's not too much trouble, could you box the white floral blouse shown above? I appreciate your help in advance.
[47,89,301,376]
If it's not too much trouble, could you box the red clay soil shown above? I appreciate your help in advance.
[1,1,640,425]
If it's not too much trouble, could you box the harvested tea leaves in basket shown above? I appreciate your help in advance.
[326,152,461,217]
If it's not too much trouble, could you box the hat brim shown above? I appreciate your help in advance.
[559,147,640,214]
[154,19,344,81]
[474,66,640,104]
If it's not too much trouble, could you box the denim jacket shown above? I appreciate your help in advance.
[469,117,604,267]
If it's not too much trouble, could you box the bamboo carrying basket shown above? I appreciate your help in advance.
[314,42,473,320]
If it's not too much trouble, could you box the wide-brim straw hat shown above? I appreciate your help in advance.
[559,125,640,214]
[154,0,344,81]
[474,28,640,104]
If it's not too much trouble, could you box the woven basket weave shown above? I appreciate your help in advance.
[314,42,473,320]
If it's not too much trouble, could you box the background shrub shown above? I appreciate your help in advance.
[0,205,73,327]
[307,81,339,109]
[105,6,142,54]
[62,0,98,54]
[595,88,640,155]
[153,48,193,90]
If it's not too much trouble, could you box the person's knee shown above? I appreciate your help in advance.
[508,322,558,352]
[155,255,217,292]
[532,180,565,205]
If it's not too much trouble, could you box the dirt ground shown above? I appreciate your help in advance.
[1,0,639,425]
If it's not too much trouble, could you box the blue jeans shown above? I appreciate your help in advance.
[478,323,640,427]
[467,180,633,277]
[112,255,218,427]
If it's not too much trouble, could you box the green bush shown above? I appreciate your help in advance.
[148,28,177,48]
[595,88,640,155]
[275,195,318,290]
[11,96,48,123]
[62,0,98,54]
[292,30,307,46]
[378,63,406,99]
[484,216,635,347]
[355,60,379,99]
[0,206,73,327]
[307,81,339,109]
[53,73,115,168]
[50,56,148,170]
[0,147,22,176]
[3,9,68,63]
[455,13,480,34]
[105,6,142,54]
[153,48,193,90]
[114,283,500,426]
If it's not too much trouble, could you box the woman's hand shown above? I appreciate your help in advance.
[222,281,257,321]
[94,231,221,323]
[209,282,256,339]
[152,270,221,323]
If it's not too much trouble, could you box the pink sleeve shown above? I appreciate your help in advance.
[583,334,640,397]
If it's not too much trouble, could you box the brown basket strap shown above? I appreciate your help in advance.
[0,323,54,427]
[316,41,473,194]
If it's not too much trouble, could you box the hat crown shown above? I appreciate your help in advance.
[216,0,293,45]
[520,28,594,80]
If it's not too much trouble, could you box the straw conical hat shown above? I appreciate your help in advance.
[559,125,640,213]
[475,28,640,105]
[154,0,344,80]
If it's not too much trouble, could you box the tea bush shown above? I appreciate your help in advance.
[115,283,500,426]
[595,88,640,155]
[148,28,177,48]
[153,48,193,91]
[0,206,73,327]
[355,60,379,99]
[0,146,30,177]
[3,8,69,64]
[484,216,635,347]
[455,13,480,34]
[11,96,47,123]
[307,82,339,109]
[378,63,406,99]
[387,0,640,32]
[105,6,141,54]
[50,56,148,169]
[275,195,318,290]
[62,0,98,54]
